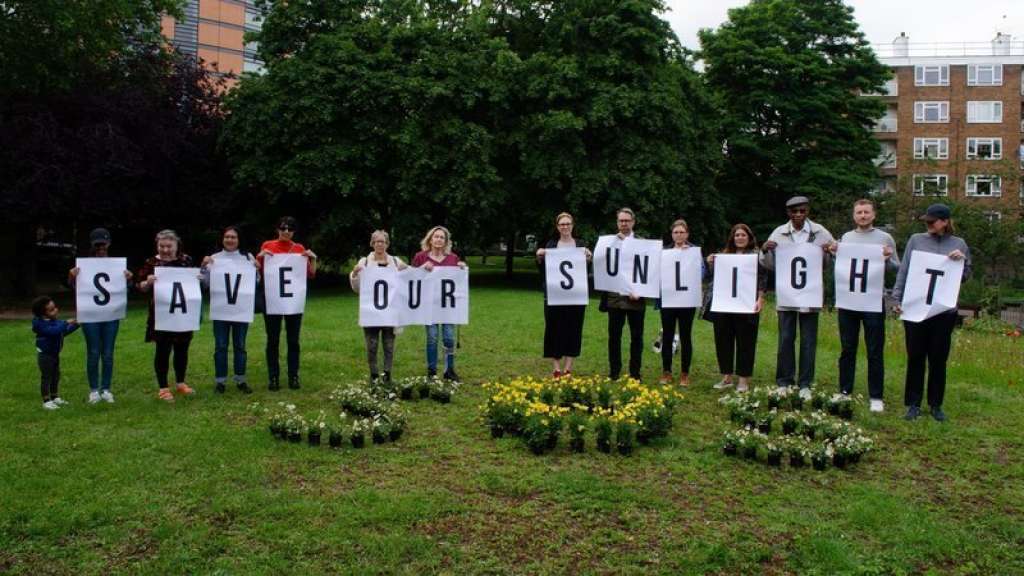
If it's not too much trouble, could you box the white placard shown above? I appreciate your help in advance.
[397,267,436,326]
[544,248,589,306]
[711,254,758,314]
[774,243,825,309]
[263,254,308,315]
[75,258,128,323]
[208,258,257,323]
[359,265,401,327]
[593,235,629,294]
[621,238,662,298]
[430,267,469,325]
[834,243,886,313]
[900,252,965,323]
[660,247,703,308]
[154,267,202,332]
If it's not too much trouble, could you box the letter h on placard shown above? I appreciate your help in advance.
[849,259,869,294]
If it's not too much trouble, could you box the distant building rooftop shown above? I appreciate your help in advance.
[872,33,1024,65]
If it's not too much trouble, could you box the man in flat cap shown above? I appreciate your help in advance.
[761,196,834,399]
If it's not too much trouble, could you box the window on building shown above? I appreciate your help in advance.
[915,65,949,86]
[967,64,1003,86]
[913,174,948,196]
[966,101,1003,123]
[982,211,1002,223]
[966,175,1002,197]
[914,101,949,123]
[913,138,949,159]
[966,138,1003,160]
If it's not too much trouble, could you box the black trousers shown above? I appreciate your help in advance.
[265,313,303,379]
[38,353,60,401]
[838,309,886,399]
[903,312,957,408]
[608,308,645,379]
[155,340,190,388]
[712,313,759,378]
[660,308,696,374]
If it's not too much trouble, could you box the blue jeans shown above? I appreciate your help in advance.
[213,320,249,383]
[81,320,119,391]
[425,324,455,372]
[776,311,819,388]
[838,309,885,399]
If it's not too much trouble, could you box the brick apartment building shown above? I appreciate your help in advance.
[869,33,1024,221]
[161,0,264,82]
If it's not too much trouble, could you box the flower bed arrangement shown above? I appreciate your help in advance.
[718,386,875,471]
[480,376,682,456]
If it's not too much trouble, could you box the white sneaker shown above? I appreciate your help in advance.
[100,390,115,404]
[712,379,734,390]
[88,391,101,404]
[736,382,749,393]
[53,397,69,406]
[799,388,813,401]
[775,386,789,396]
[43,400,59,410]
[869,399,884,413]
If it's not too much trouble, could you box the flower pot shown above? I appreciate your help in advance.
[839,405,854,420]
[812,397,825,410]
[742,446,758,460]
[288,432,301,443]
[617,443,633,456]
[789,455,806,468]
[308,432,321,447]
[418,387,430,399]
[400,387,413,400]
[489,425,505,439]
[268,425,278,436]
[742,416,756,429]
[328,433,343,448]
[350,434,365,449]
[791,397,804,411]
[803,428,816,441]
[849,452,862,464]
[529,442,546,455]
[389,428,403,442]
[569,437,585,453]
[372,431,387,444]
[812,456,828,471]
[432,392,451,404]
[828,404,840,416]
[782,422,797,435]
[545,432,559,450]
[596,438,612,453]
[833,454,848,469]
[636,431,651,445]
[768,398,780,409]
[723,443,738,456]
[757,422,771,435]
[766,453,782,467]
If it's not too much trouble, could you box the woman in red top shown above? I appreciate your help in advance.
[257,216,317,391]
[411,226,466,381]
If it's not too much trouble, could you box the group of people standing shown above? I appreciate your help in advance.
[536,197,971,422]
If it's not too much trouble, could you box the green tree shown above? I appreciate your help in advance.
[698,0,889,237]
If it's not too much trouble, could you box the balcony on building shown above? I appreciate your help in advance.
[864,78,898,97]
[873,32,1024,59]
[872,116,898,136]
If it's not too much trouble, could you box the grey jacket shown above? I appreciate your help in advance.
[892,232,971,302]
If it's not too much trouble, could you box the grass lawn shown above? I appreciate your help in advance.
[1,261,1022,575]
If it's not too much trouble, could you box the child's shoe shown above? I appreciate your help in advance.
[88,391,101,404]
[175,383,195,395]
[158,388,175,403]
[100,390,115,403]
[43,400,60,410]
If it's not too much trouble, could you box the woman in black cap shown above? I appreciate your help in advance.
[68,228,133,404]
[892,204,971,422]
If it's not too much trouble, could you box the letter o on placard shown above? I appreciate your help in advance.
[373,280,388,310]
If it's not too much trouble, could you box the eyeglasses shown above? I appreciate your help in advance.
[278,226,294,231]
[557,222,572,227]
[617,219,634,224]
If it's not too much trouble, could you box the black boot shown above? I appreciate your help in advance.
[383,371,392,385]
[214,382,226,394]
[237,382,253,394]
[428,368,437,379]
[443,369,460,383]
[268,377,280,391]
[288,375,301,389]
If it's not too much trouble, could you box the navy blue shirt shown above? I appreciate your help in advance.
[32,318,78,355]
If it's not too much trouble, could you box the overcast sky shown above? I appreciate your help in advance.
[663,0,1023,52]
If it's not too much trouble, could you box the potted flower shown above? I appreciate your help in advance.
[722,430,739,456]
[615,419,636,456]
[838,395,856,420]
[350,418,369,448]
[327,413,346,448]
[522,413,552,455]
[429,377,458,404]
[388,411,407,442]
[738,430,759,460]
[567,412,587,453]
[594,415,613,453]
[787,439,808,468]
[811,443,832,471]
[757,410,775,435]
[811,390,827,411]
[789,392,804,411]
[371,416,392,444]
[781,412,799,436]
[741,409,757,430]
[765,441,783,467]
[398,377,416,400]
[286,412,306,443]
[308,410,326,447]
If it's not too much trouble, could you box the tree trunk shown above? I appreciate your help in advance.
[505,232,516,277]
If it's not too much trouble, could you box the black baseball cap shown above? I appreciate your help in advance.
[89,228,112,245]
[920,204,951,221]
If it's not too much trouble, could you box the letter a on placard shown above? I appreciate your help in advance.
[155,267,202,332]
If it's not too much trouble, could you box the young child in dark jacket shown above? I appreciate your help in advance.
[32,296,79,410]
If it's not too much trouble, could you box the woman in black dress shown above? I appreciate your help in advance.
[536,212,592,378]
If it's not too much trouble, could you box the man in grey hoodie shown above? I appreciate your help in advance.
[761,196,834,400]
